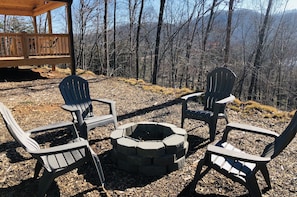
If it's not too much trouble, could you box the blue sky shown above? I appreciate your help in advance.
[239,0,297,11]
[49,0,297,33]
[286,0,297,10]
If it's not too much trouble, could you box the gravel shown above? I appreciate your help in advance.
[0,69,296,196]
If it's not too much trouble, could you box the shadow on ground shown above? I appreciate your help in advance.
[0,67,46,82]
[177,182,250,197]
[0,89,215,196]
[0,178,61,197]
[117,97,181,121]
[177,180,264,197]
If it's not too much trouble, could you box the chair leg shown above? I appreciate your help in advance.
[209,123,216,142]
[221,125,233,141]
[260,167,272,189]
[113,119,118,129]
[34,161,43,179]
[37,171,55,197]
[181,101,187,128]
[68,124,80,139]
[189,158,209,193]
[224,113,229,124]
[79,125,88,140]
[181,117,185,128]
[246,176,262,197]
[89,149,105,187]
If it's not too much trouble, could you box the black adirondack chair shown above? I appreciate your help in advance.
[189,113,297,196]
[0,102,106,197]
[181,67,236,141]
[59,75,118,139]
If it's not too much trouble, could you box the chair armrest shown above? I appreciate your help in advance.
[26,121,75,135]
[61,104,84,126]
[211,94,235,122]
[92,98,117,120]
[216,94,235,104]
[207,144,271,163]
[31,139,89,156]
[181,92,204,101]
[222,122,279,141]
[91,98,115,105]
[61,104,80,113]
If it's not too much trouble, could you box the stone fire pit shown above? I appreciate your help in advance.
[110,122,188,176]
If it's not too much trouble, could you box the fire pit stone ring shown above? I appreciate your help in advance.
[110,122,188,176]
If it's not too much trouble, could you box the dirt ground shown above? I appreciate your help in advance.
[0,67,296,196]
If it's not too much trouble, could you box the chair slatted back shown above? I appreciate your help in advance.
[0,102,40,152]
[204,67,236,113]
[262,111,297,159]
[59,75,94,119]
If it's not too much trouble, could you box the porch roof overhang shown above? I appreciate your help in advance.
[0,0,76,75]
[0,0,70,17]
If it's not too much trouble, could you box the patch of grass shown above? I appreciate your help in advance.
[230,99,292,120]
[119,77,294,120]
[244,100,278,113]
[119,78,192,97]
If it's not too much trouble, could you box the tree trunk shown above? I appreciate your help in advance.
[104,0,109,75]
[196,0,218,89]
[128,0,137,77]
[77,0,85,69]
[113,0,117,76]
[248,0,273,100]
[179,2,199,88]
[136,0,144,80]
[152,0,166,85]
[224,0,234,65]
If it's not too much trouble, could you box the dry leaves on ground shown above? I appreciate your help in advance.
[0,68,296,196]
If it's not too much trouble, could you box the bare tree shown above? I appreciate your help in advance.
[248,0,273,100]
[112,0,117,75]
[76,0,96,70]
[152,0,166,84]
[136,0,144,80]
[180,2,202,88]
[194,0,222,89]
[104,0,109,75]
[233,9,257,99]
[128,0,138,77]
[224,0,235,65]
[162,1,199,88]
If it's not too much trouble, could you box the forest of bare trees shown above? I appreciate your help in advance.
[1,0,297,111]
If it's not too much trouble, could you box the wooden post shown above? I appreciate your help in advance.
[22,32,29,59]
[66,0,76,75]
[32,16,39,56]
[47,10,56,71]
[47,11,53,34]
[33,16,38,34]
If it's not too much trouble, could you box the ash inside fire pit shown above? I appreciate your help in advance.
[130,124,173,141]
[110,122,188,176]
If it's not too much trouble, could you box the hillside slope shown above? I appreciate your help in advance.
[0,68,296,196]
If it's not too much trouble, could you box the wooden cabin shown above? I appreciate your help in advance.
[0,0,75,74]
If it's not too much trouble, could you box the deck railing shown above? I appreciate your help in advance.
[0,32,70,58]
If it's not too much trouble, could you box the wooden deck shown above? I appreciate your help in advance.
[0,33,71,68]
[0,56,71,68]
